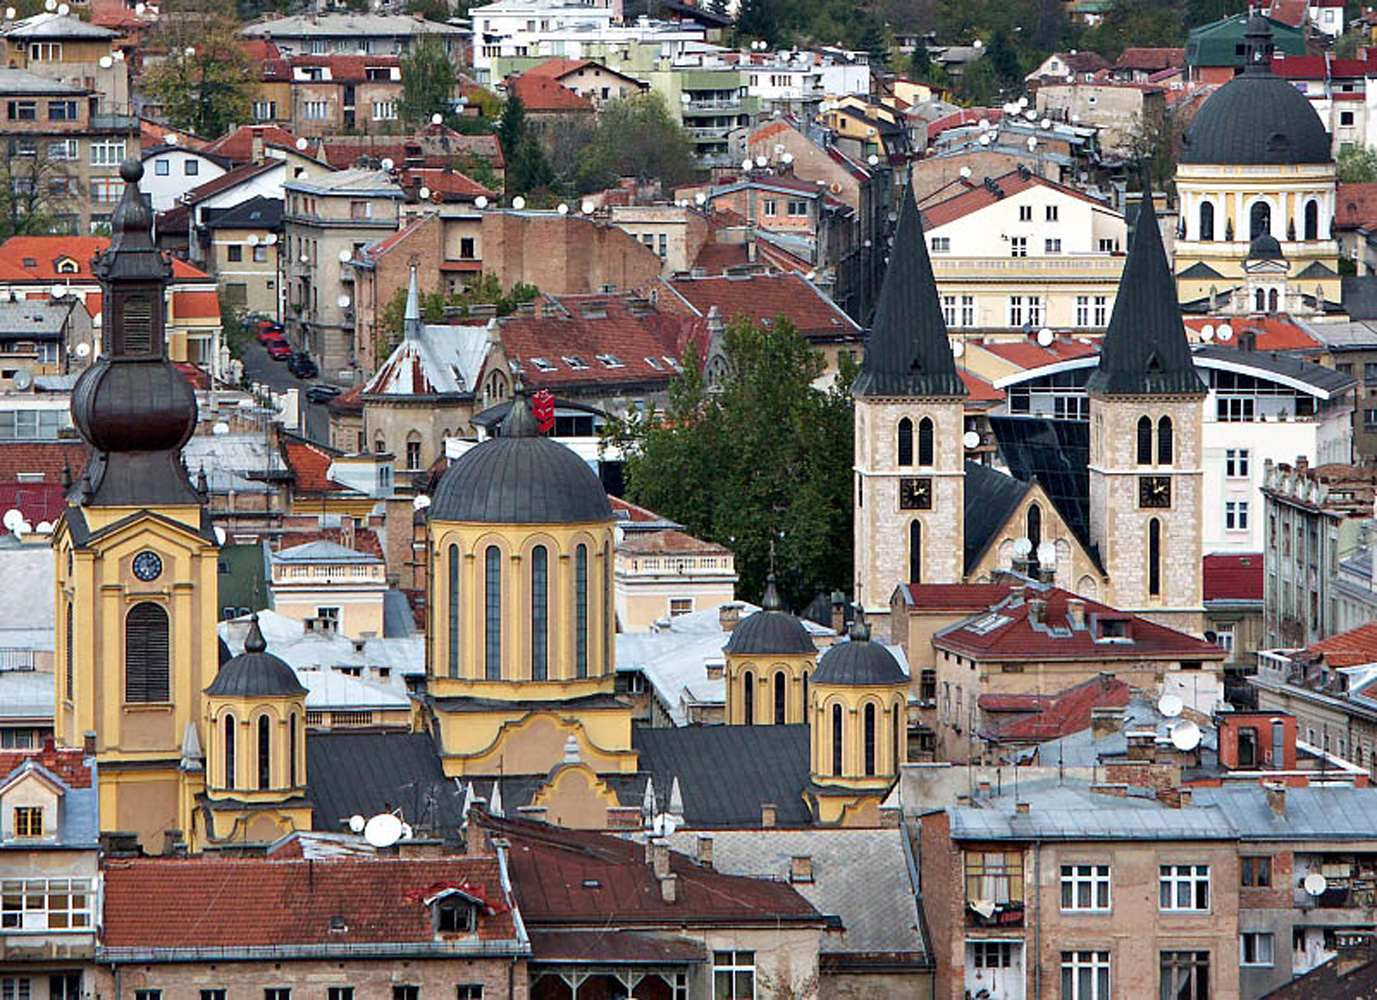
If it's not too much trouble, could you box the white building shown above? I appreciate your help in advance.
[140,145,231,213]
[1308,0,1345,37]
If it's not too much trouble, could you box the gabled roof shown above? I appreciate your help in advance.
[980,672,1131,742]
[896,582,1013,611]
[203,125,314,163]
[1114,47,1185,71]
[657,272,860,342]
[921,169,1117,230]
[526,57,646,89]
[282,437,360,497]
[289,53,401,83]
[202,195,283,231]
[3,11,117,39]
[506,72,594,112]
[162,159,282,212]
[1203,553,1263,602]
[0,236,211,283]
[0,741,91,789]
[1182,316,1322,352]
[363,322,490,397]
[962,461,1029,575]
[317,129,504,171]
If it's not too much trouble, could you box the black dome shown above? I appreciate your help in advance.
[1180,21,1330,167]
[430,396,611,524]
[724,576,815,655]
[814,627,906,686]
[72,357,197,453]
[206,616,306,699]
[1248,233,1285,260]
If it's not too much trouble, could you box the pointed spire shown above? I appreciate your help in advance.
[642,776,657,819]
[853,183,967,398]
[489,779,503,818]
[244,612,267,654]
[1086,177,1204,397]
[668,776,684,820]
[180,720,204,771]
[403,264,421,341]
[499,385,539,438]
[460,780,474,824]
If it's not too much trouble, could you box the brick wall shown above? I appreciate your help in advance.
[480,214,661,296]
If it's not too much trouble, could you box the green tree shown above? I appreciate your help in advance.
[398,35,458,128]
[602,316,856,608]
[495,93,557,197]
[572,91,697,193]
[141,4,251,139]
[405,0,452,19]
[1079,0,1185,59]
[985,27,1021,87]
[0,146,67,240]
[736,0,783,45]
[1339,147,1377,182]
[954,57,1001,105]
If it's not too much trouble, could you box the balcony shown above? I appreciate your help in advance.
[683,99,741,113]
[966,900,1024,928]
[89,114,138,132]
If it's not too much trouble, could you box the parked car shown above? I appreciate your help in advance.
[289,353,318,379]
[266,341,292,360]
[258,328,287,346]
[306,384,342,404]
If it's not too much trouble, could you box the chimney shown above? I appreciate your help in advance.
[342,515,356,551]
[1067,598,1087,630]
[696,833,714,868]
[790,856,814,883]
[705,660,725,681]
[1015,801,1030,814]
[465,802,488,854]
[1239,329,1257,352]
[1177,788,1192,808]
[1126,729,1157,762]
[977,779,992,797]
[719,602,742,633]
[82,730,97,755]
[660,872,678,904]
[1091,708,1124,740]
[955,793,971,806]
[650,837,671,878]
[251,133,264,163]
[705,304,724,336]
[1028,598,1046,625]
[1266,782,1287,816]
[831,591,846,634]
[761,802,777,828]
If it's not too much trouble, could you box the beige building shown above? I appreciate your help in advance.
[203,195,283,318]
[0,12,130,117]
[269,540,388,639]
[1034,80,1166,155]
[616,527,735,631]
[287,54,403,138]
[609,203,708,275]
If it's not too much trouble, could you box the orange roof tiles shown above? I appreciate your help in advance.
[0,741,91,788]
[204,125,313,163]
[619,529,729,554]
[290,54,401,83]
[981,673,1131,742]
[977,338,1100,368]
[1308,622,1377,666]
[283,439,343,495]
[0,237,211,283]
[1182,316,1321,352]
[922,170,1114,229]
[506,72,594,112]
[172,289,221,321]
[899,582,1013,610]
[959,367,1004,401]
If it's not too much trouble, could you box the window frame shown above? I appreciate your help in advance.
[1060,949,1110,1000]
[1158,864,1210,912]
[713,950,755,1000]
[1059,864,1111,912]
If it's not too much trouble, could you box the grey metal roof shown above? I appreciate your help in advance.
[0,68,87,95]
[813,637,907,686]
[0,301,68,339]
[202,196,283,231]
[963,460,1028,576]
[430,434,612,525]
[205,616,307,698]
[3,12,117,39]
[383,589,416,638]
[1193,344,1357,396]
[1191,785,1377,840]
[305,730,465,837]
[272,539,382,564]
[284,168,403,198]
[949,799,1237,841]
[0,669,54,720]
[1341,278,1377,321]
[243,13,469,38]
[1177,261,1224,279]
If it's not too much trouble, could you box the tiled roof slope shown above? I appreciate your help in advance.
[0,741,91,788]
[1203,553,1264,602]
[658,272,860,341]
[980,673,1132,741]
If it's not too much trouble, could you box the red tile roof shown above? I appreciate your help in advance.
[1181,316,1322,352]
[1114,47,1185,71]
[921,169,1115,230]
[319,130,504,171]
[1307,623,1377,667]
[283,438,345,495]
[400,167,495,201]
[976,338,1100,368]
[0,741,91,788]
[139,119,208,153]
[274,526,385,562]
[525,57,645,88]
[290,54,401,83]
[1203,553,1264,602]
[898,582,1013,611]
[0,237,210,283]
[203,125,313,164]
[691,241,749,274]
[980,673,1132,742]
[609,495,676,524]
[933,586,1225,662]
[0,440,87,485]
[507,72,595,112]
[658,273,860,342]
[959,367,1004,401]
[480,812,821,926]
[1337,182,1377,228]
[102,857,518,948]
[172,289,222,322]
[926,107,1003,142]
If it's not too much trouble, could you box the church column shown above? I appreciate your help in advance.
[100,583,122,743]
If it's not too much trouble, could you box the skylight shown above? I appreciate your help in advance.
[563,356,588,370]
[663,356,682,372]
[530,357,557,372]
[965,613,1010,635]
[596,353,623,368]
[645,357,664,371]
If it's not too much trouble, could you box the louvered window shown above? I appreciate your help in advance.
[125,602,169,702]
[122,296,153,354]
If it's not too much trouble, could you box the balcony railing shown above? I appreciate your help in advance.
[90,114,138,131]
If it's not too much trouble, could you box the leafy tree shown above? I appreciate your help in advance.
[494,94,557,198]
[735,0,783,45]
[572,92,697,193]
[141,3,252,139]
[405,0,452,19]
[1183,0,1246,29]
[1079,0,1185,59]
[985,27,1021,88]
[398,35,458,128]
[954,57,1002,105]
[0,146,68,240]
[602,316,856,608]
[455,152,501,192]
[1338,147,1377,182]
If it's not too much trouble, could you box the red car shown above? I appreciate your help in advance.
[258,328,287,346]
[266,341,292,360]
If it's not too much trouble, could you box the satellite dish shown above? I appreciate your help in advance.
[1217,323,1233,342]
[1071,114,1080,123]
[43,0,54,10]
[475,195,488,209]
[1025,109,1037,121]
[166,133,179,148]
[1036,540,1057,566]
[265,234,278,245]
[963,430,981,449]
[867,154,879,166]
[363,812,403,848]
[694,193,706,205]
[12,369,32,391]
[35,521,51,534]
[75,342,90,358]
[2,509,22,531]
[348,814,366,833]
[755,155,768,168]
[431,112,443,125]
[741,158,754,171]
[1158,693,1184,718]
[581,200,595,214]
[1027,137,1038,151]
[951,339,965,357]
[979,134,991,146]
[337,294,351,309]
[299,253,309,264]
[978,118,990,130]
[114,49,123,60]
[1013,536,1033,557]
[212,421,229,435]
[1169,719,1201,751]
[557,203,569,215]
[134,3,143,14]
[1019,96,1029,107]
[959,166,972,178]
[418,185,430,200]
[295,137,309,151]
[680,92,692,104]
[246,234,259,246]
[781,152,794,164]
[1041,117,1051,129]
[400,822,414,840]
[14,521,29,537]
[1200,324,1215,342]
[511,196,526,210]
[213,526,226,545]
[1037,328,1054,347]
[49,283,65,299]
[99,55,113,69]
[413,494,432,510]
[1304,872,1328,896]
[4,7,15,17]
[380,158,395,171]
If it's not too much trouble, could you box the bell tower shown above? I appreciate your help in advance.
[53,159,222,853]
[853,185,967,617]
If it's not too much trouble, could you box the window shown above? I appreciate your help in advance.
[965,850,1024,904]
[46,100,77,122]
[918,417,934,465]
[1217,396,1255,422]
[327,990,353,1000]
[1046,204,1059,221]
[1019,205,1033,221]
[290,710,298,787]
[863,702,876,775]
[91,178,122,204]
[931,236,950,253]
[406,439,421,471]
[1137,415,1153,465]
[1161,951,1210,1000]
[941,295,957,327]
[253,245,268,263]
[1305,199,1319,240]
[6,100,35,121]
[1093,296,1108,325]
[13,807,41,838]
[1158,416,1172,464]
[713,950,754,1000]
[460,237,476,259]
[575,543,589,678]
[1061,865,1111,911]
[961,295,974,326]
[1,878,92,929]
[1008,295,1024,326]
[1010,236,1028,257]
[46,139,76,161]
[222,715,235,789]
[763,199,777,217]
[456,989,483,1000]
[201,991,227,1000]
[787,199,807,216]
[372,101,397,121]
[227,245,243,262]
[1225,501,1249,531]
[257,714,271,790]
[484,546,501,680]
[1045,238,1062,253]
[1199,201,1214,241]
[1149,519,1162,598]
[125,602,169,703]
[831,703,842,775]
[743,670,754,725]
[531,545,548,681]
[265,989,290,1000]
[1159,865,1209,911]
[134,993,160,1000]
[350,201,372,220]
[28,41,61,60]
[303,100,330,120]
[909,520,921,584]
[774,671,786,725]
[1250,200,1271,241]
[972,941,1016,968]
[1061,950,1110,999]
[392,989,419,1000]
[436,898,474,932]
[1027,295,1043,326]
[89,140,125,166]
[897,417,913,466]
[1241,856,1271,888]
[184,160,199,176]
[253,100,277,120]
[1225,449,1249,477]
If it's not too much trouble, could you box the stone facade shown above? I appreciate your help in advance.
[480,212,663,296]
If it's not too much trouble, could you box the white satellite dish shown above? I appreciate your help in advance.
[1200,324,1214,342]
[755,155,768,168]
[431,112,443,125]
[1025,109,1037,121]
[12,369,32,391]
[113,49,123,60]
[413,494,432,510]
[694,193,706,205]
[1013,536,1033,557]
[1036,540,1057,566]
[963,430,981,449]
[557,203,569,215]
[741,158,754,171]
[400,822,414,840]
[337,294,351,309]
[75,342,90,358]
[867,154,879,166]
[1169,719,1201,751]
[380,157,395,171]
[959,166,972,178]
[475,195,488,209]
[1158,693,1184,718]
[295,137,309,151]
[14,521,29,537]
[363,812,403,848]
[212,421,229,435]
[35,521,51,534]
[781,152,794,164]
[299,253,309,263]
[681,92,692,104]
[213,526,226,545]
[1304,872,1328,895]
[1018,96,1029,107]
[1217,323,1233,342]
[167,134,179,148]
[348,814,366,833]
[1027,137,1038,151]
[951,339,965,358]
[99,55,113,69]
[418,185,430,200]
[511,196,526,210]
[1037,328,1054,347]
[2,510,21,530]
[43,0,54,11]
[49,283,65,299]
[184,46,196,57]
[134,2,144,14]
[581,200,595,214]
[978,118,990,130]
[1071,113,1080,123]
[246,234,259,246]
[59,1,72,13]
[265,234,278,245]
[4,7,15,18]
[979,134,991,146]
[1041,117,1051,129]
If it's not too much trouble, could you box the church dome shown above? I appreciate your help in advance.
[1179,18,1331,167]
[430,395,612,524]
[813,623,906,686]
[1248,233,1285,260]
[71,356,197,453]
[724,577,815,655]
[206,615,306,699]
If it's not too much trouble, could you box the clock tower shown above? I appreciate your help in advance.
[1087,186,1206,631]
[853,185,967,617]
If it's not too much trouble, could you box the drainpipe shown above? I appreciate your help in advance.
[112,963,121,1000]
[1033,839,1043,1000]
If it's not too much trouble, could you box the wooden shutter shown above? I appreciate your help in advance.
[125,602,169,703]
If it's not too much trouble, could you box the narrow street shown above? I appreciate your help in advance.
[237,340,333,445]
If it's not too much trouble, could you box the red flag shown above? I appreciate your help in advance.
[532,389,556,434]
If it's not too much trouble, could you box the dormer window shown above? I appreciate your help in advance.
[13,805,41,837]
[436,899,475,933]
[54,257,78,275]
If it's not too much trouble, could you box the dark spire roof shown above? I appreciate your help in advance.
[813,629,906,686]
[205,614,307,699]
[1086,186,1205,397]
[853,184,966,398]
[1248,233,1285,261]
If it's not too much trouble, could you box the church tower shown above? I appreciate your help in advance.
[53,159,223,853]
[853,184,967,617]
[1087,187,1206,632]
[722,576,818,726]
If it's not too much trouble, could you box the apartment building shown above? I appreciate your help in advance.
[242,12,469,60]
[288,54,404,138]
[0,12,129,117]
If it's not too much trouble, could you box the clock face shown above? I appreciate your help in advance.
[1139,476,1172,509]
[899,476,933,510]
[132,550,162,582]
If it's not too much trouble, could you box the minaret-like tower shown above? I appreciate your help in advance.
[1087,184,1206,631]
[722,576,818,726]
[853,185,967,616]
[53,159,223,853]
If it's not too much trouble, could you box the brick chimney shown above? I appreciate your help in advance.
[696,833,714,868]
[1091,708,1124,740]
[1126,729,1157,762]
[1067,599,1087,630]
[660,872,678,903]
[790,856,814,883]
[1015,801,1030,814]
[650,837,671,878]
[1266,782,1287,816]
[465,803,488,854]
[977,779,992,798]
[719,602,742,633]
[761,802,777,828]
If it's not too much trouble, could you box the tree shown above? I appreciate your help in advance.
[602,316,856,608]
[398,35,458,129]
[1338,147,1377,182]
[494,94,557,198]
[375,274,538,362]
[954,57,1002,105]
[0,145,70,240]
[141,3,252,139]
[985,27,1021,88]
[405,0,452,19]
[572,91,697,193]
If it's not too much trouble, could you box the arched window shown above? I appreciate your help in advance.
[125,602,169,703]
[1199,201,1214,241]
[1026,503,1042,550]
[447,544,459,678]
[65,601,72,700]
[484,546,501,680]
[1305,199,1319,241]
[374,435,386,454]
[1157,416,1173,465]
[864,703,877,776]
[1149,519,1162,597]
[917,417,935,467]
[575,543,588,678]
[894,703,904,770]
[1268,287,1279,313]
[257,715,271,790]
[897,417,913,466]
[743,671,755,725]
[831,704,843,776]
[604,540,613,672]
[223,714,235,790]
[1255,288,1266,312]
[1250,200,1271,241]
[909,520,922,584]
[774,671,787,725]
[531,545,548,681]
[290,711,299,787]
[802,672,810,723]
[1136,415,1153,466]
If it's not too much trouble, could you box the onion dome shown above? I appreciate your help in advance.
[724,575,816,655]
[1179,17,1330,167]
[206,615,306,699]
[429,392,612,524]
[1248,233,1285,261]
[813,621,906,686]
